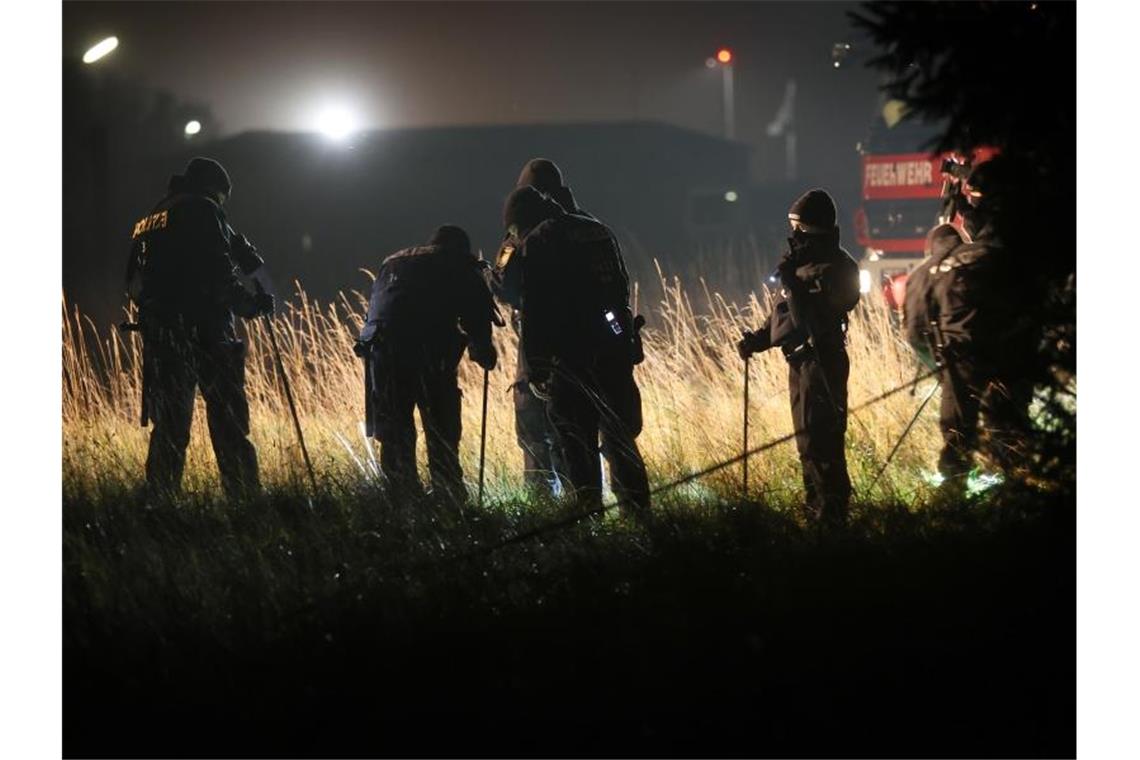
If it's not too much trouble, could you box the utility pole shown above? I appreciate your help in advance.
[710,48,736,140]
[766,78,798,181]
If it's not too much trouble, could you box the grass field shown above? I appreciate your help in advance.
[63,268,944,508]
[63,485,1074,756]
[61,272,1074,757]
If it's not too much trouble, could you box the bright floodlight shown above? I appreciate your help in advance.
[716,48,733,65]
[724,190,738,203]
[83,36,119,64]
[184,120,202,136]
[316,107,357,141]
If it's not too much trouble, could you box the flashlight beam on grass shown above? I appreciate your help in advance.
[921,469,1005,496]
[83,36,119,64]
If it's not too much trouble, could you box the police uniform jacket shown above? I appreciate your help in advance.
[517,209,635,380]
[751,230,861,358]
[127,176,260,339]
[491,187,593,311]
[360,243,494,361]
[926,228,1015,368]
[905,226,965,367]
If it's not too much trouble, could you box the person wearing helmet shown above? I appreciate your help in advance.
[737,189,861,525]
[125,157,274,499]
[501,185,650,516]
[357,225,498,504]
[490,159,603,496]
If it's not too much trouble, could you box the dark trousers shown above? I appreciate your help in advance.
[143,327,259,499]
[788,349,851,521]
[372,347,464,502]
[546,355,650,513]
[939,357,1032,483]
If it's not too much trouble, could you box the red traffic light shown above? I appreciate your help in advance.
[716,48,733,64]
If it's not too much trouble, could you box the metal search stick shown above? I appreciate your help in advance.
[478,368,490,508]
[257,286,318,496]
[867,379,941,495]
[743,354,750,499]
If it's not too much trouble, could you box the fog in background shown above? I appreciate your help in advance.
[64,1,887,325]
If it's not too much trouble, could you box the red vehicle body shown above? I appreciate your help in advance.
[854,145,999,310]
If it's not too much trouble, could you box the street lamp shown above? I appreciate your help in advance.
[82,36,119,64]
[184,120,202,137]
[316,106,358,142]
[710,47,735,140]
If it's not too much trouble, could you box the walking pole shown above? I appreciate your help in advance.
[257,285,319,496]
[867,379,941,496]
[478,368,490,508]
[743,354,750,499]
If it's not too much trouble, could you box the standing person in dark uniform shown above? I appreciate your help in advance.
[125,157,273,499]
[904,223,965,372]
[738,189,861,525]
[502,186,650,515]
[491,158,594,495]
[905,161,1033,493]
[357,225,497,503]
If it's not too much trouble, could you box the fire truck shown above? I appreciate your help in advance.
[852,107,997,308]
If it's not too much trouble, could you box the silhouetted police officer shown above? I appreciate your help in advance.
[126,157,273,498]
[358,225,497,503]
[502,186,650,514]
[904,224,965,372]
[738,189,860,524]
[491,159,594,495]
[905,160,1033,492]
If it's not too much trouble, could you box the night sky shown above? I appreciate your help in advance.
[63,1,882,183]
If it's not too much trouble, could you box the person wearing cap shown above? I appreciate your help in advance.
[737,189,861,525]
[491,159,607,496]
[125,157,274,499]
[501,185,650,515]
[908,158,1033,492]
[356,225,498,503]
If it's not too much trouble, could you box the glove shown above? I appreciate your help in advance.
[631,314,647,365]
[252,291,275,317]
[737,329,770,359]
[230,233,265,275]
[776,249,799,284]
[469,341,497,372]
[795,262,827,281]
[236,290,274,319]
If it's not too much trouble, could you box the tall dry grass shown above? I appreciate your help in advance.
[62,267,942,507]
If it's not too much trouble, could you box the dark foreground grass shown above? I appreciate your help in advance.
[64,485,1075,758]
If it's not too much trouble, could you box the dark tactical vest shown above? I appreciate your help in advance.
[361,244,484,354]
[904,229,965,366]
[126,192,240,332]
[927,239,1000,356]
[767,238,860,358]
[522,212,634,363]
